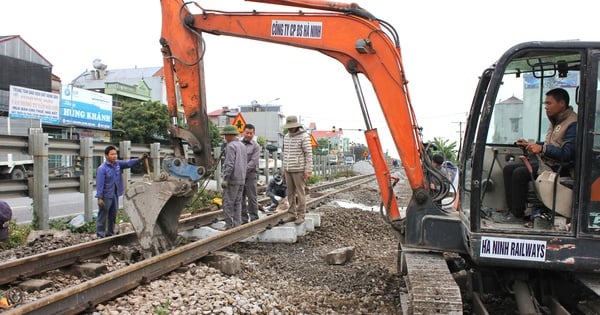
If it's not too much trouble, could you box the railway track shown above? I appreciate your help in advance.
[0,174,375,314]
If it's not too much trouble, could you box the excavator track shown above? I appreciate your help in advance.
[401,249,463,314]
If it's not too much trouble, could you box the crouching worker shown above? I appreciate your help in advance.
[0,200,12,243]
[266,174,287,211]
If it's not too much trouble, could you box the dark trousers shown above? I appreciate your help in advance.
[223,183,243,229]
[241,173,259,223]
[97,191,118,237]
[503,161,538,218]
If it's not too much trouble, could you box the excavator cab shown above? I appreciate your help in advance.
[402,42,600,312]
[460,43,600,266]
[406,42,600,266]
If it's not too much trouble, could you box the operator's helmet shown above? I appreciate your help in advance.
[274,174,282,184]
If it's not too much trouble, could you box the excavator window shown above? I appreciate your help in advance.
[477,49,583,231]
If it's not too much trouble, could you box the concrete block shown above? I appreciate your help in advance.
[201,251,241,275]
[71,262,108,277]
[304,217,315,232]
[325,246,355,265]
[180,223,226,241]
[241,234,259,242]
[256,226,297,243]
[19,279,52,292]
[279,221,307,236]
[306,213,321,227]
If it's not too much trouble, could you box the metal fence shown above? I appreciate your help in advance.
[0,133,354,229]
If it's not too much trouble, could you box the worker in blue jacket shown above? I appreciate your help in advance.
[95,145,147,238]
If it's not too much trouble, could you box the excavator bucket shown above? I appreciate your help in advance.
[123,174,196,258]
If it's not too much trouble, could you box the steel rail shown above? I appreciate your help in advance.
[0,174,374,286]
[6,211,289,315]
[4,175,376,314]
[0,210,224,285]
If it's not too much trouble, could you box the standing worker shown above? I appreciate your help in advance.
[95,145,147,238]
[282,115,313,224]
[220,125,247,230]
[241,124,261,224]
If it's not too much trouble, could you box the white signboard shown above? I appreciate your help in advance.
[60,85,113,129]
[480,236,546,262]
[271,20,322,39]
[8,85,60,124]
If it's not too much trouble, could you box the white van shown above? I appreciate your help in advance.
[327,155,338,165]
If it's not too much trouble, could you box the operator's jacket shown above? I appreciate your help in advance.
[282,128,313,173]
[538,106,577,175]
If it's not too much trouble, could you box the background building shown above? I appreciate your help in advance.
[0,35,56,113]
[239,101,284,147]
[70,61,165,109]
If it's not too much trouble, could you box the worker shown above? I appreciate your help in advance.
[0,200,12,242]
[266,174,287,211]
[282,115,313,224]
[241,124,260,224]
[220,125,247,230]
[95,146,147,238]
[431,153,459,192]
[502,88,577,221]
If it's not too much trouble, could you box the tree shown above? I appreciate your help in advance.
[315,138,329,156]
[207,120,221,148]
[429,137,458,163]
[256,136,266,148]
[113,101,170,144]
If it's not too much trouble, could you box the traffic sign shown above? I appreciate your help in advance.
[232,113,246,133]
[309,134,318,148]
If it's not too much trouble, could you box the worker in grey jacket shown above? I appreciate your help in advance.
[220,125,247,230]
[282,115,313,225]
[241,124,261,223]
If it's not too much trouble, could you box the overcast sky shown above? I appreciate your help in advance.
[2,0,600,157]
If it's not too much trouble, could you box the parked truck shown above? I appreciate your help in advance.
[0,117,40,179]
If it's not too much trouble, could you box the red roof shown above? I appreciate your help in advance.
[208,108,229,117]
[311,130,343,139]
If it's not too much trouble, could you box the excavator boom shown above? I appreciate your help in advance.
[125,0,431,257]
[172,0,427,205]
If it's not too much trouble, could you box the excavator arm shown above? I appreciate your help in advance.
[125,0,432,257]
[165,0,428,206]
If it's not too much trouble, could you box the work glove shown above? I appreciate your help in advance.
[97,198,105,208]
[221,180,228,189]
[140,153,149,161]
[266,191,273,197]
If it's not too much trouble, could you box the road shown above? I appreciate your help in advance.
[5,192,91,224]
[2,178,233,224]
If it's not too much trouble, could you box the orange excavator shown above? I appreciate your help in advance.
[125,0,600,313]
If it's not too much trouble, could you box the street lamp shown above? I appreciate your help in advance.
[265,97,280,105]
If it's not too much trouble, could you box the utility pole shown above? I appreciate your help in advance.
[452,121,465,160]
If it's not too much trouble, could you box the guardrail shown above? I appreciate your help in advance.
[0,133,171,229]
[0,133,354,229]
